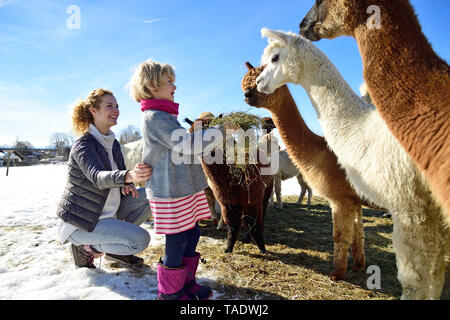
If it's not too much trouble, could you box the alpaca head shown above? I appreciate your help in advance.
[299,0,366,41]
[255,28,297,94]
[241,61,288,113]
[256,28,320,94]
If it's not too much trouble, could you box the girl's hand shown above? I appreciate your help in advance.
[121,184,139,198]
[125,163,152,183]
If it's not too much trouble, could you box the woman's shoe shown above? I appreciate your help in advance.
[70,244,103,269]
[105,254,144,266]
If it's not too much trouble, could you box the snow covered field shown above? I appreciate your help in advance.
[0,164,301,300]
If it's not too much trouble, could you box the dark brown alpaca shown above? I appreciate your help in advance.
[186,115,274,254]
[300,0,450,224]
[242,62,367,280]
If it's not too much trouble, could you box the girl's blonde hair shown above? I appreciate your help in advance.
[128,59,175,102]
[71,88,114,136]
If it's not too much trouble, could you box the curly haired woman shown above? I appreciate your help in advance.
[56,88,153,269]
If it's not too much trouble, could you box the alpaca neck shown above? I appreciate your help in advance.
[269,88,327,166]
[354,0,449,117]
[291,41,371,129]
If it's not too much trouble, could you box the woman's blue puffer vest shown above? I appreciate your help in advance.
[56,133,128,232]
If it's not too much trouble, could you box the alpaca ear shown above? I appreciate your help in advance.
[261,28,292,46]
[245,62,254,70]
[184,117,194,126]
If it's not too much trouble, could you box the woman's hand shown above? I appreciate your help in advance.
[121,184,139,198]
[125,163,152,184]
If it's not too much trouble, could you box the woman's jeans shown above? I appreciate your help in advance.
[68,188,151,255]
[163,223,200,268]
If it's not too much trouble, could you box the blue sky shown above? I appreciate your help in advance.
[0,0,449,148]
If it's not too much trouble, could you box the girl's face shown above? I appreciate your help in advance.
[89,94,119,134]
[153,73,176,102]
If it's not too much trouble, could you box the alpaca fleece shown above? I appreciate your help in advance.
[300,0,450,226]
[257,29,448,299]
[188,116,274,254]
[242,63,366,281]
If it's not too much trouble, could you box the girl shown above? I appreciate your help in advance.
[129,59,233,300]
[57,88,153,269]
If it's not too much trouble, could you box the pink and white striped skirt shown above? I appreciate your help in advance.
[149,190,212,235]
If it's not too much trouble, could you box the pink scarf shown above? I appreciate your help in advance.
[140,99,179,117]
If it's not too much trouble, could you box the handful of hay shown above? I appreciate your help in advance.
[208,112,263,131]
[204,112,271,186]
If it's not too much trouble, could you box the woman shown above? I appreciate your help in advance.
[56,88,153,269]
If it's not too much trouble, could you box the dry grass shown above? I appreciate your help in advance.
[205,111,268,187]
[137,195,450,300]
[208,111,263,131]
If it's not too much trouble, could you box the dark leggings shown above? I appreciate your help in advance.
[163,223,200,268]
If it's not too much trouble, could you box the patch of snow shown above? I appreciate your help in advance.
[0,164,301,299]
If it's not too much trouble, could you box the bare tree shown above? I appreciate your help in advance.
[49,132,71,156]
[119,125,141,145]
[14,137,33,155]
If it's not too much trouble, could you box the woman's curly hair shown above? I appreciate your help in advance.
[71,88,114,136]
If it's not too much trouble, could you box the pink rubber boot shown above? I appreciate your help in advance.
[182,253,213,300]
[156,262,192,300]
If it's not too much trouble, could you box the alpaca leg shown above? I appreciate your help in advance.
[224,206,242,253]
[296,189,306,206]
[248,223,266,254]
[275,175,283,209]
[351,207,365,271]
[262,181,273,219]
[427,226,448,299]
[391,214,431,300]
[242,209,253,244]
[428,249,446,299]
[245,183,271,251]
[204,187,218,225]
[330,204,355,281]
[243,208,266,254]
[296,175,306,205]
[269,187,275,207]
[306,187,312,207]
[216,202,226,230]
[217,216,225,229]
[225,224,241,253]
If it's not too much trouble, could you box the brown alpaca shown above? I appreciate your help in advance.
[186,115,274,254]
[242,62,367,280]
[300,0,450,224]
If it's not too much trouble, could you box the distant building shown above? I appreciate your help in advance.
[0,150,25,167]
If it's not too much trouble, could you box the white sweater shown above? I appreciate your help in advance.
[88,124,121,220]
[58,124,121,243]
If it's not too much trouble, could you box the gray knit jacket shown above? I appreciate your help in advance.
[141,110,226,199]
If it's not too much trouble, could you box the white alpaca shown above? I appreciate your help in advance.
[271,149,312,209]
[121,140,145,188]
[256,28,449,300]
[121,140,143,170]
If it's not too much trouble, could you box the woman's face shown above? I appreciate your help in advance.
[152,73,176,102]
[89,94,119,133]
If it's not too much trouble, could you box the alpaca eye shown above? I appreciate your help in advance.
[271,54,279,63]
